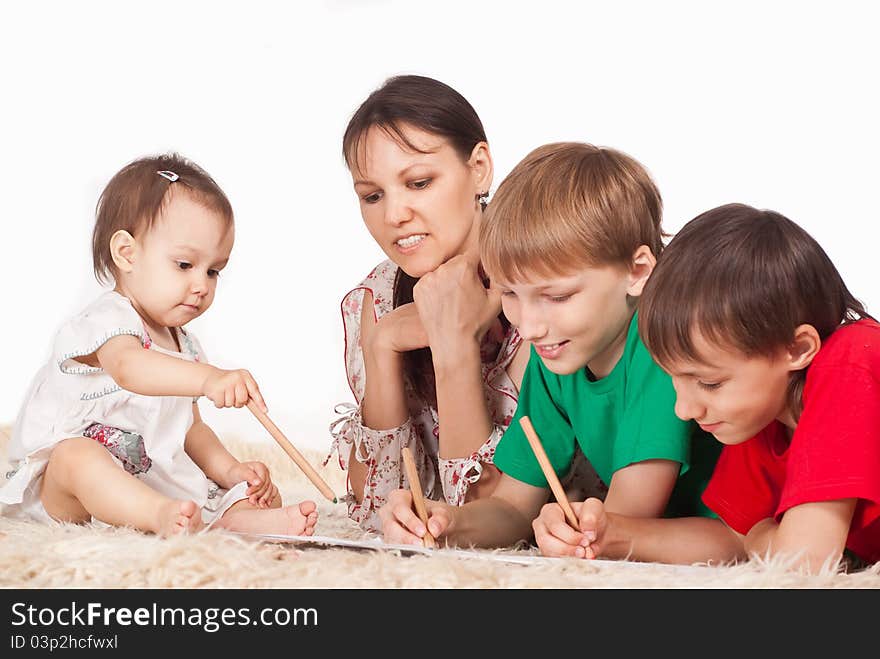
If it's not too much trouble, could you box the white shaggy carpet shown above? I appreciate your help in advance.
[1,426,878,589]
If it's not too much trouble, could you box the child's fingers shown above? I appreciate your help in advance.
[241,466,263,495]
[235,382,248,408]
[259,484,278,508]
[246,479,267,497]
[576,498,606,539]
[534,524,583,558]
[546,512,585,547]
[244,463,271,504]
[247,482,268,505]
[253,480,271,503]
[245,376,267,413]
[533,509,581,557]
[540,503,583,546]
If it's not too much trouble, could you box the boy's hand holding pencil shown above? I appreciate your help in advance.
[519,416,607,559]
[533,497,609,559]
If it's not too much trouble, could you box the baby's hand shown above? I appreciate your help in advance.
[533,498,606,559]
[227,461,277,508]
[202,368,266,411]
[378,489,452,545]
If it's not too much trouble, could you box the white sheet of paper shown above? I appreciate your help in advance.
[239,532,714,573]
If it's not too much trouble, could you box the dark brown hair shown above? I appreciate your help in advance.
[639,203,869,419]
[343,75,491,403]
[481,142,664,283]
[92,153,233,284]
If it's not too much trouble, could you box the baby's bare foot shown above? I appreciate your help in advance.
[288,500,318,536]
[219,500,318,536]
[157,499,204,537]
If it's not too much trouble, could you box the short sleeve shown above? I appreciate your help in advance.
[614,341,691,473]
[179,327,207,364]
[780,363,880,520]
[341,286,369,403]
[701,431,782,535]
[493,347,575,488]
[54,291,147,374]
[340,260,398,403]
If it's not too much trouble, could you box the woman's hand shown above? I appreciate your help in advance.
[378,489,454,545]
[367,302,430,355]
[412,255,502,359]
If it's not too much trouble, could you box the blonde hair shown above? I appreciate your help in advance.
[480,142,664,282]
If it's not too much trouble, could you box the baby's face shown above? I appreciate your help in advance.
[128,190,234,329]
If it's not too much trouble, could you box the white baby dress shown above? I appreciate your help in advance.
[0,290,247,525]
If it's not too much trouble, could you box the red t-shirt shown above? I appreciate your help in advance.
[702,319,880,563]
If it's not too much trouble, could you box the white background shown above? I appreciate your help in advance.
[1,1,877,451]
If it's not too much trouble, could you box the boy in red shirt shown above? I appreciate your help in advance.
[540,203,880,572]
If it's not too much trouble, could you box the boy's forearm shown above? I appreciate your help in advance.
[742,518,777,558]
[601,514,745,565]
[106,346,216,398]
[185,421,239,487]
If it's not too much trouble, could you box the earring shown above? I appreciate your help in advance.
[477,191,489,210]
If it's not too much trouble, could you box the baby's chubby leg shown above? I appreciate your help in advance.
[41,437,203,537]
[215,491,318,537]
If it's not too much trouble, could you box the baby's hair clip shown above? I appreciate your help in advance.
[156,170,179,182]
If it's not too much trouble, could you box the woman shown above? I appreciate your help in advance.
[326,75,600,532]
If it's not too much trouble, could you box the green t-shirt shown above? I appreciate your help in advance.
[494,313,720,517]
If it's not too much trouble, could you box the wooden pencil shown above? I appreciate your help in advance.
[401,446,436,548]
[246,400,337,503]
[518,415,580,529]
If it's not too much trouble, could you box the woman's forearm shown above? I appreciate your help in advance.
[361,338,409,430]
[349,339,409,501]
[433,340,493,459]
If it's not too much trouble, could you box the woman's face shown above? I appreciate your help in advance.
[350,123,491,278]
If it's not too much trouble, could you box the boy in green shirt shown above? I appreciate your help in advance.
[378,142,721,556]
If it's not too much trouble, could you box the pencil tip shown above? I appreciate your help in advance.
[332,497,338,504]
